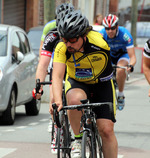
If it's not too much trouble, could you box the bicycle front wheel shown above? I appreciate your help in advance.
[82,131,95,158]
[62,115,71,158]
[96,134,103,158]
[56,127,61,158]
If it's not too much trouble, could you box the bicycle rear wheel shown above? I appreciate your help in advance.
[51,122,55,144]
[82,131,95,158]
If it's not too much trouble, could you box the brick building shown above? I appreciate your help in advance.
[0,0,79,32]
[1,0,149,32]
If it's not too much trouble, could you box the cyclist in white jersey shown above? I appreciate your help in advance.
[143,39,150,97]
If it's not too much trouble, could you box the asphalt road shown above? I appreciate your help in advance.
[0,72,150,158]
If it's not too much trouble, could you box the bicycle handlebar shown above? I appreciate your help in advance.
[52,101,113,128]
[35,79,52,94]
[112,64,134,72]
[112,64,131,81]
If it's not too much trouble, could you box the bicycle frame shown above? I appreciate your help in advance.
[80,105,101,158]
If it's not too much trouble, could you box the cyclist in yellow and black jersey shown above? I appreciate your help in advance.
[54,30,113,84]
[52,10,118,158]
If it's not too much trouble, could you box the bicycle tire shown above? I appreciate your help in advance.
[56,127,61,158]
[51,122,55,144]
[62,114,71,158]
[82,131,95,158]
[95,133,103,158]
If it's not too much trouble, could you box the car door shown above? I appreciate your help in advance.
[17,31,38,102]
[10,30,29,103]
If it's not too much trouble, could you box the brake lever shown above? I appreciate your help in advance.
[36,79,41,94]
[52,103,61,128]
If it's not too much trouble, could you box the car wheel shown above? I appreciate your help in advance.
[25,98,41,116]
[1,88,16,125]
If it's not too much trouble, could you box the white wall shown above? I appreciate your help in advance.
[78,0,95,25]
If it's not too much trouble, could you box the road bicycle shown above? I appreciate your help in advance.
[36,79,56,145]
[53,99,114,158]
[52,86,73,158]
[36,78,73,158]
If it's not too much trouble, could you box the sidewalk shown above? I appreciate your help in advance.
[126,72,145,84]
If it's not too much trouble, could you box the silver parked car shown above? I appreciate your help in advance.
[0,24,40,125]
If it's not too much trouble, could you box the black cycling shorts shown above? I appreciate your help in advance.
[65,77,116,122]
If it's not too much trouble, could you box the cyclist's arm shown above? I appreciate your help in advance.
[36,55,51,82]
[143,55,150,97]
[143,55,150,84]
[127,47,136,71]
[39,41,44,57]
[52,62,66,112]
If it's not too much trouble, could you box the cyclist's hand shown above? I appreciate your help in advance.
[49,102,54,115]
[127,65,134,73]
[32,88,43,99]
[52,102,63,112]
[57,103,63,112]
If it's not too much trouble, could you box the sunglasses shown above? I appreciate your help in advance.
[105,26,117,30]
[62,37,79,44]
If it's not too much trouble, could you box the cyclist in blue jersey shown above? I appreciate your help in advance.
[99,14,136,110]
[143,39,150,97]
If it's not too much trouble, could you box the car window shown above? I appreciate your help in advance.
[18,32,30,55]
[0,31,7,56]
[12,32,23,61]
[27,30,43,49]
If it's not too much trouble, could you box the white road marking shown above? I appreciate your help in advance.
[39,118,49,122]
[28,122,39,126]
[83,153,124,158]
[16,126,27,129]
[0,148,17,158]
[4,129,15,132]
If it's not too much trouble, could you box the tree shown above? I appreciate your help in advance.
[131,0,138,46]
[44,0,55,24]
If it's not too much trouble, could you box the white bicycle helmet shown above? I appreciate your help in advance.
[102,14,119,28]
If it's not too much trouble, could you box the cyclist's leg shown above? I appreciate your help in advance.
[116,54,129,110]
[116,53,129,94]
[92,80,118,158]
[65,76,90,158]
[65,77,90,136]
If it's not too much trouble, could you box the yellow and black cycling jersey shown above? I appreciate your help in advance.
[53,30,113,84]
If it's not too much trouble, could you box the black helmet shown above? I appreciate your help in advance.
[55,3,74,26]
[57,10,89,39]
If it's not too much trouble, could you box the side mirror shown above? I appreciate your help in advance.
[16,51,24,62]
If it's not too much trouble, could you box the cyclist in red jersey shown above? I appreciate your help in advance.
[32,3,74,154]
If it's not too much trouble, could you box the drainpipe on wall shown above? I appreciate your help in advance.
[106,0,110,15]
[0,0,2,23]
